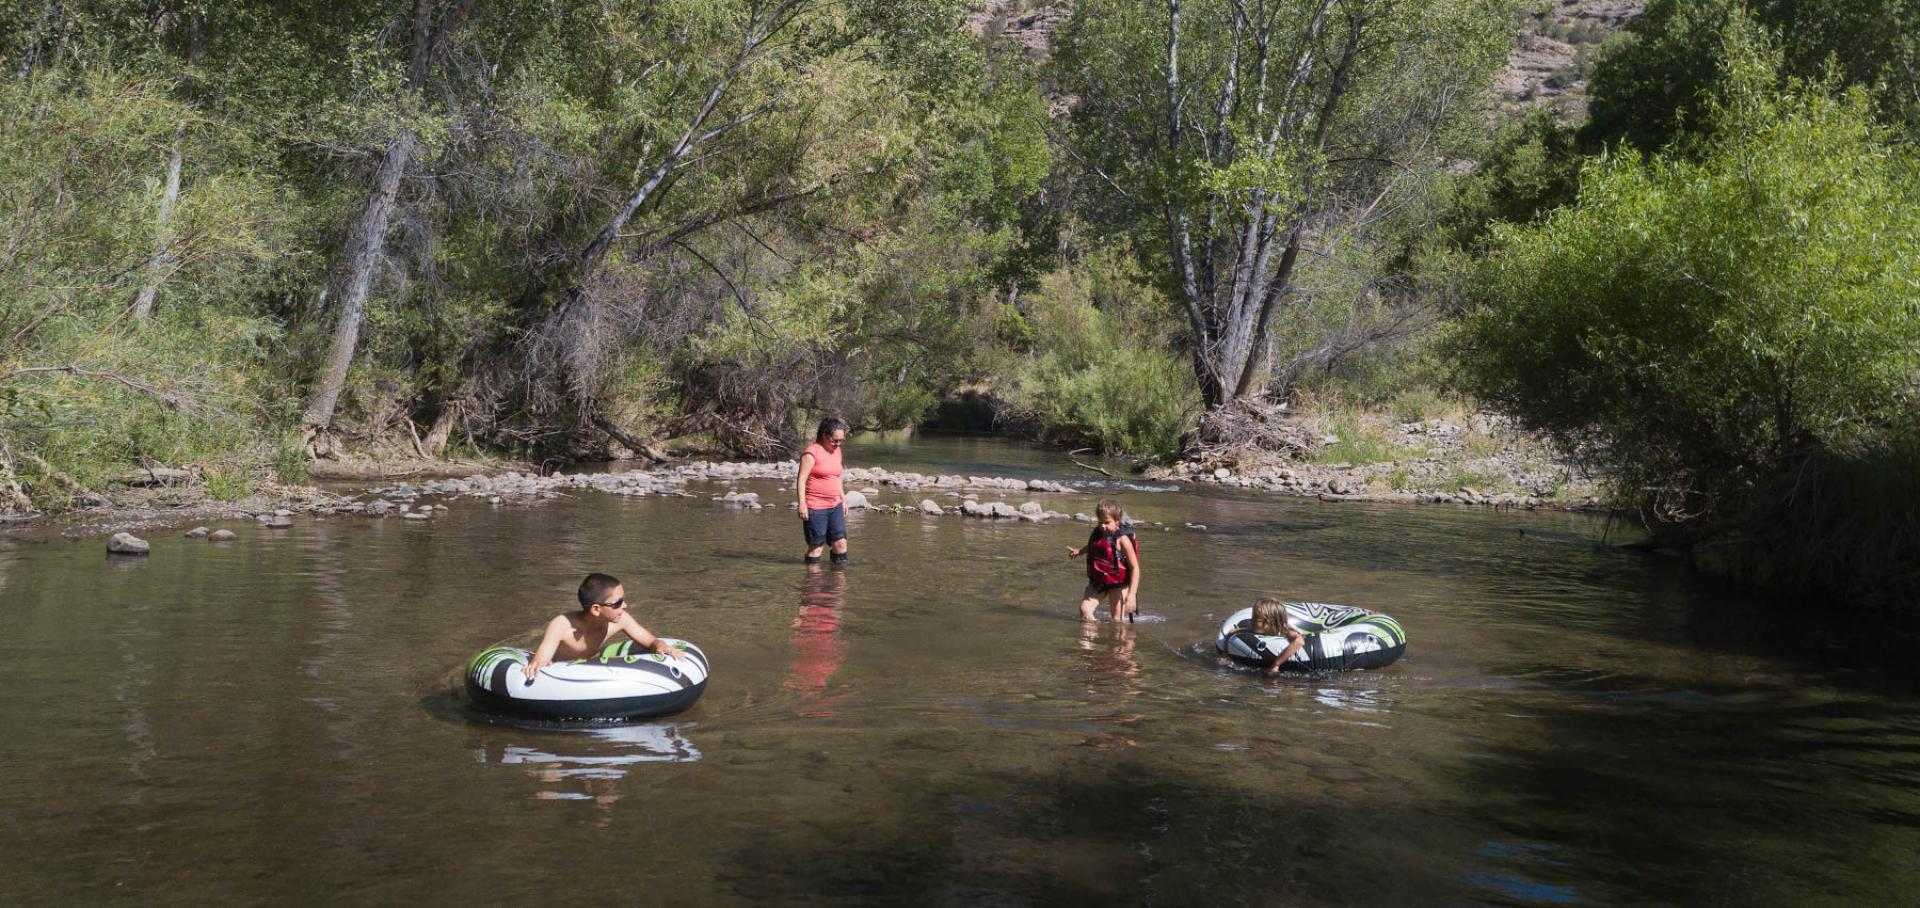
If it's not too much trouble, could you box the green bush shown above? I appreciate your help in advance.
[201,465,251,502]
[1454,31,1920,520]
[1006,255,1199,457]
[0,68,295,506]
[271,435,311,485]
[1313,412,1409,465]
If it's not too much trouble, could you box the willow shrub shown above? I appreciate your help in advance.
[1453,34,1920,521]
[0,69,296,505]
[1007,257,1198,458]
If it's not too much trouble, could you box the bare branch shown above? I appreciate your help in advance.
[0,365,190,412]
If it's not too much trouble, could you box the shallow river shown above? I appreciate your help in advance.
[4,435,1919,905]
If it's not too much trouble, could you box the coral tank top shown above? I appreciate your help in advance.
[803,442,843,510]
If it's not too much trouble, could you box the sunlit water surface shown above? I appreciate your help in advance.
[4,435,1919,905]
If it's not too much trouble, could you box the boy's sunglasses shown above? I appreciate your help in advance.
[597,597,627,609]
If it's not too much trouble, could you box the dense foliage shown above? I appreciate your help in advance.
[0,0,1059,505]
[1054,0,1512,409]
[1456,32,1920,525]
[1584,0,1920,154]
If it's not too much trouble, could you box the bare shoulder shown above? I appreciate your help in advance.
[614,609,650,635]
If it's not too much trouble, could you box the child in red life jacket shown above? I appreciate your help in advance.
[1065,498,1141,622]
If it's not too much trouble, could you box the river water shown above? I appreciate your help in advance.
[4,435,1918,905]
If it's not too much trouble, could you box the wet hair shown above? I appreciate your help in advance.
[1094,499,1125,525]
[577,573,623,608]
[815,417,848,444]
[1251,597,1294,636]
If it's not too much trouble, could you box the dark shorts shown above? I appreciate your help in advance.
[803,503,847,546]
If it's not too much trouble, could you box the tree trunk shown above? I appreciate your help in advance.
[132,130,184,321]
[299,128,417,443]
[299,0,479,450]
[518,3,803,421]
[422,398,459,458]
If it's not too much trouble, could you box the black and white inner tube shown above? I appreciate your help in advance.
[1216,603,1407,672]
[466,638,709,721]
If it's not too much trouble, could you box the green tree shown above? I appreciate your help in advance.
[1055,0,1511,411]
[1455,30,1920,521]
[1582,0,1920,154]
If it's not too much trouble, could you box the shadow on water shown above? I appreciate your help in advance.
[696,660,1920,906]
[706,756,1493,906]
[1435,668,1920,905]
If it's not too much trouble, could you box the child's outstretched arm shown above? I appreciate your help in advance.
[1265,628,1306,676]
[525,616,568,682]
[1064,544,1083,559]
[616,611,684,660]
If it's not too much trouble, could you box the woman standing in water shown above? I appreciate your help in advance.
[796,418,850,565]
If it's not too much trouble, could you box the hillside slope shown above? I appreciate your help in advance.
[970,0,1643,117]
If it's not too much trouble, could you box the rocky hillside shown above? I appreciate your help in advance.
[971,0,1641,117]
[968,0,1071,59]
[1496,0,1643,119]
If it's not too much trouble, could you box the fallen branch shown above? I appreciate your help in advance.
[1066,449,1120,479]
[1,364,189,412]
[405,419,430,460]
[592,414,672,464]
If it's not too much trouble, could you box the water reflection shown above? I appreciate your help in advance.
[1079,620,1140,698]
[786,564,849,717]
[489,724,700,813]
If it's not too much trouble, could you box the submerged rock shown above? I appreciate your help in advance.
[184,526,210,538]
[919,499,943,515]
[107,532,150,555]
[208,529,237,542]
[842,490,870,510]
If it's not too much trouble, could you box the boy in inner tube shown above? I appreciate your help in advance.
[524,573,685,681]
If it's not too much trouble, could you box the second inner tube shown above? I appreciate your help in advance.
[1216,603,1407,672]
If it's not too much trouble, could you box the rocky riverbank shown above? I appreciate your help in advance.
[1163,411,1603,510]
[16,416,1606,547]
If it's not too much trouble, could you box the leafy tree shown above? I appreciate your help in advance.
[1582,0,1920,154]
[1055,0,1512,411]
[1436,106,1583,249]
[1455,30,1920,521]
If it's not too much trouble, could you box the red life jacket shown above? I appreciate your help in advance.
[1086,525,1140,586]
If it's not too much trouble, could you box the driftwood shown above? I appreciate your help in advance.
[1191,399,1323,465]
[592,415,672,464]
[1066,449,1120,479]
